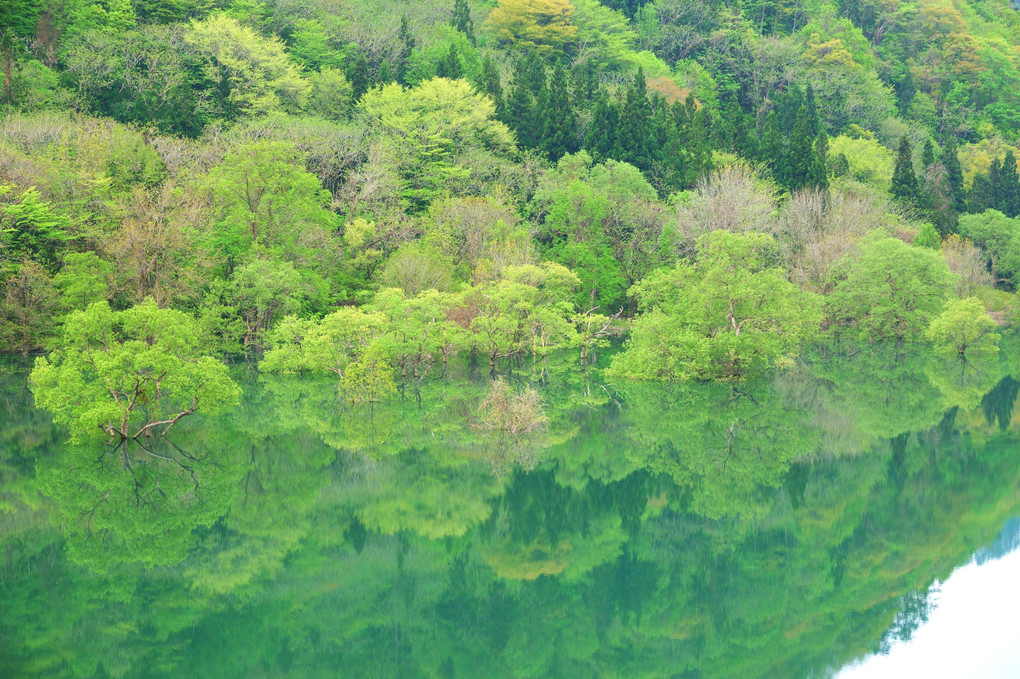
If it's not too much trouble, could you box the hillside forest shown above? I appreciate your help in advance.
[2,0,1020,437]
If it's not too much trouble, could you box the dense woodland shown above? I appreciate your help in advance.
[2,0,1020,435]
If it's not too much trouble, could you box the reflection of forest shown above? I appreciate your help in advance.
[3,337,1020,678]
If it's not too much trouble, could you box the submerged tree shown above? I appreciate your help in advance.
[610,230,822,381]
[30,299,241,442]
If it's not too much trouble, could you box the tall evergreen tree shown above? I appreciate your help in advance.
[346,50,370,99]
[613,68,653,172]
[543,62,578,161]
[781,105,815,190]
[478,55,503,116]
[451,0,474,43]
[570,60,598,109]
[1000,150,1020,218]
[505,53,546,149]
[396,15,416,85]
[583,93,618,162]
[890,136,919,204]
[436,44,462,79]
[776,85,804,135]
[943,137,966,212]
[921,140,936,168]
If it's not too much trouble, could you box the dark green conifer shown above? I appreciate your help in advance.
[583,93,618,162]
[810,130,829,190]
[346,50,370,99]
[804,85,819,136]
[613,68,653,171]
[451,0,474,43]
[781,105,816,190]
[942,137,966,212]
[478,55,503,115]
[396,15,415,85]
[758,110,783,176]
[1000,150,1020,218]
[436,44,462,79]
[544,62,578,161]
[890,136,919,204]
[921,140,936,168]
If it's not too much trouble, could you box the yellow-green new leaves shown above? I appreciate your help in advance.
[360,77,515,209]
[30,299,241,442]
[186,15,309,118]
[827,233,957,341]
[925,297,1000,356]
[464,262,581,364]
[262,307,397,403]
[485,0,578,55]
[610,231,823,381]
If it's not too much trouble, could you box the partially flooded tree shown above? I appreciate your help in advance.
[30,299,241,442]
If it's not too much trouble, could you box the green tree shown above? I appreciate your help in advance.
[1000,150,1020,218]
[463,262,580,366]
[957,210,1020,288]
[30,299,240,442]
[613,69,653,172]
[186,14,309,118]
[396,15,416,85]
[485,0,578,56]
[610,231,822,381]
[913,223,942,250]
[452,0,475,43]
[53,251,113,311]
[203,141,335,272]
[827,233,957,341]
[543,61,578,161]
[925,297,1000,356]
[0,259,58,353]
[359,77,515,210]
[890,136,919,204]
[942,138,966,212]
[0,185,70,272]
[781,105,817,190]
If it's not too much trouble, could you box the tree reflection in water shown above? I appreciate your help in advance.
[2,338,1020,678]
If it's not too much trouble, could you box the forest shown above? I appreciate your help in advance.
[2,0,1020,437]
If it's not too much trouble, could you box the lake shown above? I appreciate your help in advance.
[2,340,1020,678]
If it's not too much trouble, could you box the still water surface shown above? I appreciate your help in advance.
[2,342,1020,677]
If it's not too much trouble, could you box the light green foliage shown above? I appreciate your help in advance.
[827,135,895,189]
[29,299,240,442]
[305,67,354,120]
[287,18,342,70]
[370,287,461,377]
[203,141,335,271]
[913,222,942,250]
[828,233,957,341]
[263,306,387,379]
[340,342,397,404]
[463,261,581,364]
[957,210,1020,288]
[379,242,454,296]
[530,151,663,310]
[359,77,515,209]
[925,297,1000,356]
[186,14,309,118]
[610,231,822,381]
[0,185,70,271]
[206,258,313,354]
[53,251,113,311]
[484,0,578,55]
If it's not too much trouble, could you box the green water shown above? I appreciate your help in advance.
[2,342,1020,678]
